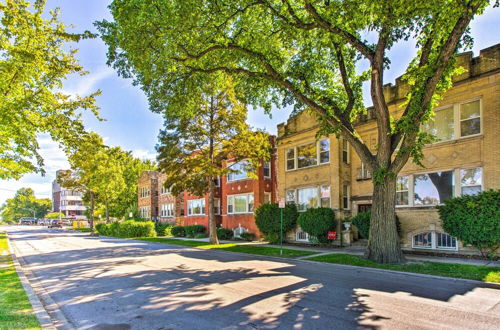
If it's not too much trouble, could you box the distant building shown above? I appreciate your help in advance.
[52,170,87,219]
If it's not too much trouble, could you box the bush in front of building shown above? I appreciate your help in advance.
[95,220,156,238]
[195,233,209,239]
[297,208,336,243]
[171,226,186,237]
[184,225,205,238]
[155,223,173,236]
[438,190,500,258]
[217,228,233,240]
[240,232,256,241]
[255,203,298,243]
[351,212,401,239]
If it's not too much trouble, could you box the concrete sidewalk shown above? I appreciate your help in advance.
[162,236,500,267]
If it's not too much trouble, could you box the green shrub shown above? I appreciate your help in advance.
[217,228,233,240]
[255,203,298,243]
[297,208,336,243]
[438,190,500,258]
[155,223,173,236]
[171,226,186,237]
[195,233,209,239]
[240,232,256,241]
[95,220,156,238]
[351,212,401,239]
[184,225,205,238]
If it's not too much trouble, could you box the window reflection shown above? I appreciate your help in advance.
[414,171,454,205]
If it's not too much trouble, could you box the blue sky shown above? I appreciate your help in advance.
[0,1,498,205]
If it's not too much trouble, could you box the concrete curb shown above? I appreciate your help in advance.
[6,235,55,330]
[7,233,74,330]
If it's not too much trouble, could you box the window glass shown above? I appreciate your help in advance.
[297,142,317,168]
[422,106,454,141]
[413,232,432,248]
[342,139,349,163]
[396,176,409,206]
[460,168,482,196]
[228,161,250,181]
[248,194,254,212]
[342,184,349,209]
[227,196,234,214]
[320,185,331,208]
[297,187,318,211]
[214,198,220,215]
[437,232,456,249]
[233,195,247,213]
[460,100,480,136]
[286,190,296,204]
[414,171,454,205]
[263,162,271,178]
[188,199,205,216]
[264,193,271,204]
[286,149,295,170]
[319,139,330,163]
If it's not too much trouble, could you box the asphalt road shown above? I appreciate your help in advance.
[5,226,500,330]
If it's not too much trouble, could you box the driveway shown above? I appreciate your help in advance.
[5,226,500,330]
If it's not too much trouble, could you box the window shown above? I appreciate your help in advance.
[263,162,271,178]
[161,203,174,217]
[421,99,481,143]
[188,199,205,216]
[213,177,220,187]
[396,176,409,206]
[296,229,309,242]
[286,190,296,204]
[342,139,350,164]
[160,185,170,195]
[297,187,319,211]
[227,161,250,182]
[342,184,350,210]
[357,163,371,180]
[286,138,330,171]
[139,187,150,198]
[140,206,151,218]
[413,232,457,250]
[264,193,271,204]
[460,168,482,196]
[422,106,455,142]
[227,194,254,214]
[297,142,317,169]
[460,100,480,137]
[320,185,331,208]
[414,170,454,206]
[319,139,330,164]
[286,148,295,170]
[214,198,220,215]
[413,232,433,248]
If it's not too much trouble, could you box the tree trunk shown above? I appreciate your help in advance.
[89,191,95,231]
[365,176,405,263]
[208,178,219,245]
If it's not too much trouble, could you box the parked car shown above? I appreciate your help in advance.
[48,219,63,228]
[19,217,37,225]
[62,220,71,226]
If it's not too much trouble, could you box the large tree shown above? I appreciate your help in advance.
[97,0,491,262]
[0,188,51,223]
[0,0,99,180]
[156,76,270,244]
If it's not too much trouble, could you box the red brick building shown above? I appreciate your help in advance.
[137,171,159,220]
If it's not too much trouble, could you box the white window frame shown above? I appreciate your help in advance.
[160,185,171,195]
[296,228,309,242]
[161,203,174,217]
[227,193,254,214]
[263,162,271,178]
[285,138,330,172]
[342,138,350,164]
[412,231,458,251]
[227,160,251,182]
[342,184,350,210]
[214,198,220,215]
[396,176,410,206]
[422,98,482,144]
[288,185,331,212]
[188,199,205,216]
[396,167,482,208]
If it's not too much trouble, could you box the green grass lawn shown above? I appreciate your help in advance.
[72,227,92,232]
[0,232,40,330]
[137,237,316,258]
[306,253,500,283]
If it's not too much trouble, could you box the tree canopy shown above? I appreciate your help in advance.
[97,0,491,262]
[0,187,51,223]
[0,0,100,180]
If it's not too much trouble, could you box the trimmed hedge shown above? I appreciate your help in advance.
[155,223,173,236]
[184,225,205,238]
[351,212,401,239]
[438,190,500,258]
[171,226,185,237]
[255,203,298,243]
[297,208,336,243]
[95,220,156,238]
[217,228,233,240]
[240,232,256,241]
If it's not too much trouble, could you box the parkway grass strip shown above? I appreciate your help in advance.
[0,232,41,330]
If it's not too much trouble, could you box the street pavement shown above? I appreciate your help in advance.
[4,226,500,330]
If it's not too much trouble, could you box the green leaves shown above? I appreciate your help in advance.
[0,187,52,223]
[0,0,100,179]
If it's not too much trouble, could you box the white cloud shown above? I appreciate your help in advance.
[61,66,115,98]
[132,149,157,161]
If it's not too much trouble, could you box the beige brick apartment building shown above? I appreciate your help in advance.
[277,44,499,253]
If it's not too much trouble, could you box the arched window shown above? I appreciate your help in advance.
[412,232,457,250]
[413,232,433,248]
[437,232,457,249]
